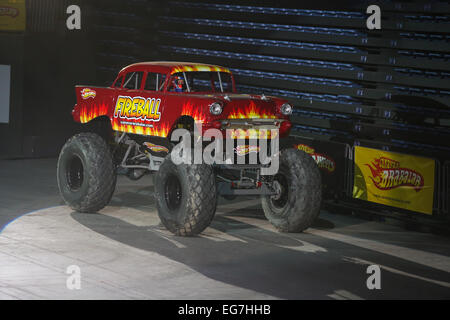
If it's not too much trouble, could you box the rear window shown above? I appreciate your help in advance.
[144,72,166,91]
[123,72,144,90]
[113,75,124,88]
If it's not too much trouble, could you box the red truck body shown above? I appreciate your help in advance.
[58,62,322,237]
[72,62,292,139]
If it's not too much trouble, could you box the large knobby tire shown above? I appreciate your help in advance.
[57,132,116,213]
[262,148,322,232]
[155,156,217,236]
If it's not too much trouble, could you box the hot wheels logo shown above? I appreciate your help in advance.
[0,6,19,18]
[295,144,335,173]
[235,145,260,156]
[365,157,424,192]
[296,144,314,155]
[143,142,169,153]
[81,88,96,99]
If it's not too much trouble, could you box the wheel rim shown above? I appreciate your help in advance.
[270,173,289,209]
[66,155,84,191]
[164,174,182,211]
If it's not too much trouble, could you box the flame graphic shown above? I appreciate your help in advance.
[365,158,424,191]
[112,119,170,137]
[171,65,230,75]
[229,128,277,139]
[181,101,206,123]
[228,101,276,119]
[80,101,169,137]
[80,103,109,123]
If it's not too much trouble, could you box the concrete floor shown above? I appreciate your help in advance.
[0,158,449,299]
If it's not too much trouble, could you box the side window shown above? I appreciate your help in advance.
[123,72,144,90]
[213,72,233,92]
[168,73,187,93]
[113,75,124,88]
[191,72,213,92]
[144,73,167,91]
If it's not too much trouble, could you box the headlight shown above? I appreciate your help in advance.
[280,103,293,115]
[209,102,223,115]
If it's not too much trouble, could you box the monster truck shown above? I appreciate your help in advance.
[57,62,322,236]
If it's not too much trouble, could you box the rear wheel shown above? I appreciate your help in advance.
[155,156,217,236]
[262,148,322,232]
[57,132,116,213]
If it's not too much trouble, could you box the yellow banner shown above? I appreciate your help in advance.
[0,0,25,31]
[353,146,435,215]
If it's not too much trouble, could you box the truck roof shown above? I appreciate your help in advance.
[119,61,231,75]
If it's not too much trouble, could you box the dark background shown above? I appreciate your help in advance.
[0,0,449,217]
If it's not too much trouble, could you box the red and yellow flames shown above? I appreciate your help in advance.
[171,65,230,75]
[111,119,170,137]
[79,100,169,137]
[79,102,109,123]
[228,128,277,139]
[228,101,276,119]
[181,101,206,123]
[365,157,424,191]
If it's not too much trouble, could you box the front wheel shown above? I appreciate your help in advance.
[57,132,116,213]
[262,148,322,232]
[155,156,217,236]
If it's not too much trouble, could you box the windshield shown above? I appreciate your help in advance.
[168,71,233,93]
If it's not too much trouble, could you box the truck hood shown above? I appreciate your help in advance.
[198,93,285,120]
[204,93,272,102]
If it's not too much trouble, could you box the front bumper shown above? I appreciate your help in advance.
[203,118,292,139]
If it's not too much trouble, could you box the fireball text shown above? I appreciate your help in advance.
[114,96,161,122]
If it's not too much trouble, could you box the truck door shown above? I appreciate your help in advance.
[139,72,168,136]
[115,71,167,137]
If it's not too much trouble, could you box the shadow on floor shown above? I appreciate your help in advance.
[70,186,450,299]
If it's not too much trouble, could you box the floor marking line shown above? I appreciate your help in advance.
[147,228,187,248]
[334,289,364,300]
[201,228,247,243]
[343,257,450,289]
[308,228,450,273]
[218,199,327,253]
[226,216,327,253]
[327,293,347,300]
[219,199,450,273]
[327,289,364,300]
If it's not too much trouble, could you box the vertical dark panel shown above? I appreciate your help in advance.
[0,34,25,158]
[20,0,97,157]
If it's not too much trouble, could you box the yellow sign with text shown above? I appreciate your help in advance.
[353,146,435,215]
[0,0,25,31]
